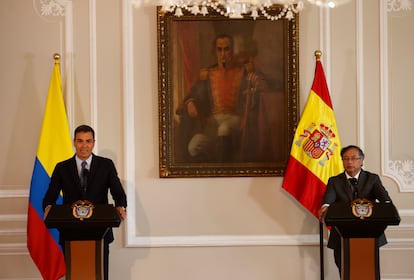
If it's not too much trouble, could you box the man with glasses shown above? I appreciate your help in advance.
[318,145,392,276]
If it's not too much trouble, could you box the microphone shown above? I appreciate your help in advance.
[81,168,88,199]
[349,178,358,199]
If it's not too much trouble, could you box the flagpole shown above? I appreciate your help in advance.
[315,49,324,280]
[320,221,324,280]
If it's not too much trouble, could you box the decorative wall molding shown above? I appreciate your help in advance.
[0,189,28,198]
[125,231,413,248]
[122,0,137,247]
[33,0,99,147]
[121,209,414,247]
[89,0,99,150]
[0,213,28,255]
[127,234,319,248]
[356,0,365,147]
[34,0,76,132]
[37,0,67,17]
[0,243,29,256]
[387,0,413,12]
[0,214,26,222]
[388,160,414,190]
[63,0,76,131]
[380,0,414,192]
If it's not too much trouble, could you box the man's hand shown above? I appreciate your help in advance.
[44,205,52,220]
[318,205,329,222]
[117,206,127,220]
[186,101,198,118]
[247,72,267,91]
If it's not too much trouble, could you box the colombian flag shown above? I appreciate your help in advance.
[27,55,72,279]
[282,51,343,219]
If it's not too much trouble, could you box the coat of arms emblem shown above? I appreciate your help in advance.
[71,200,94,221]
[295,122,339,166]
[351,198,373,219]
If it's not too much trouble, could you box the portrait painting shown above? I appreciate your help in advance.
[157,6,299,177]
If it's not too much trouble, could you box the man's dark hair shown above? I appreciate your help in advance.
[74,125,95,139]
[340,145,365,159]
[215,34,233,45]
[213,34,234,52]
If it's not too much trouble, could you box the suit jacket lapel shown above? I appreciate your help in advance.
[87,154,97,187]
[357,170,366,194]
[70,156,81,187]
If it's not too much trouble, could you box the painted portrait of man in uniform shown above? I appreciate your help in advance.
[158,9,299,177]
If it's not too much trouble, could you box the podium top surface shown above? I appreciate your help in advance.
[325,201,400,226]
[324,201,400,238]
[45,203,121,229]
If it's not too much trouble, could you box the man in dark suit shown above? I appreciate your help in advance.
[43,124,127,280]
[318,145,392,275]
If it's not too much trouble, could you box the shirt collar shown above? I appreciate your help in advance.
[75,155,93,169]
[345,170,361,180]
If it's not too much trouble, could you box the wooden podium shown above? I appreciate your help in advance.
[45,203,121,280]
[325,200,400,280]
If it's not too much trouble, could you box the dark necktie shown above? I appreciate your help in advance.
[348,178,358,199]
[80,161,88,196]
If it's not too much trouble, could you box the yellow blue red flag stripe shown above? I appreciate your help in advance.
[27,55,72,280]
[282,52,343,219]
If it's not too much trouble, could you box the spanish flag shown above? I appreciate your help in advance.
[282,51,343,219]
[27,54,72,279]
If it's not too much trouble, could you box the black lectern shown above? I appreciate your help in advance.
[325,200,400,280]
[45,203,121,280]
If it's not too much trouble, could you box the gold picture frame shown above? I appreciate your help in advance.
[157,6,299,177]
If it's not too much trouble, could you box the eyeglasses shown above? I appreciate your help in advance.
[342,157,361,162]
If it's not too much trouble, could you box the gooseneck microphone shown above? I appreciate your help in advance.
[349,178,358,199]
[80,161,88,200]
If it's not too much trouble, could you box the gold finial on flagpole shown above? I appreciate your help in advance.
[53,53,60,64]
[314,50,322,61]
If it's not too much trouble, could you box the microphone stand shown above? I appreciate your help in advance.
[81,169,88,200]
